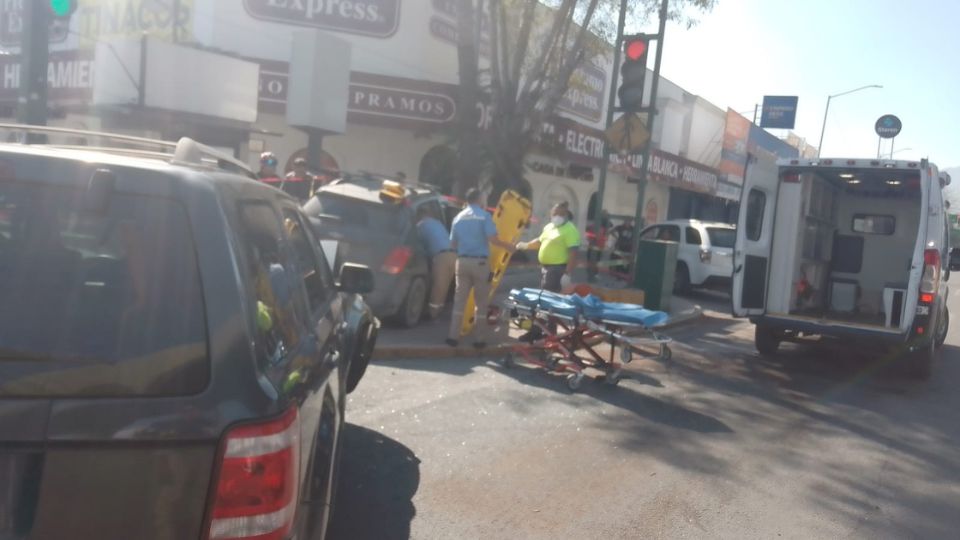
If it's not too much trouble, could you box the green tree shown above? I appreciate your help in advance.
[453,0,717,199]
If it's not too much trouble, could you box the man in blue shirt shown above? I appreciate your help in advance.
[447,188,515,348]
[416,206,456,319]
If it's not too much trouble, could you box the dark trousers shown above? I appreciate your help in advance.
[586,247,603,282]
[540,264,566,293]
[534,264,568,338]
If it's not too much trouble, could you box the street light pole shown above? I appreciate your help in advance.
[816,84,882,157]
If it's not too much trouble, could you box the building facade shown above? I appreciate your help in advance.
[0,0,799,230]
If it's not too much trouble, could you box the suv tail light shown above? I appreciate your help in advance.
[206,407,300,540]
[920,248,941,301]
[382,246,412,275]
[699,248,712,263]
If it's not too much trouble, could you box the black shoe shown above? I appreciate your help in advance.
[473,342,486,350]
[445,338,459,347]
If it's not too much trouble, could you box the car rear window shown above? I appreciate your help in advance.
[707,227,736,248]
[306,193,406,232]
[0,181,207,397]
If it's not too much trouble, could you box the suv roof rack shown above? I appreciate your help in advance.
[0,123,255,178]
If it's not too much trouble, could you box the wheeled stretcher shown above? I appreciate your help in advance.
[501,288,673,391]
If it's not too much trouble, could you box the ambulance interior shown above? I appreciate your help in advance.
[767,168,923,330]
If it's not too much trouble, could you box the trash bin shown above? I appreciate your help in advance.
[633,239,678,312]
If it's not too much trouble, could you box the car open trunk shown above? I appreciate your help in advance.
[304,191,411,271]
[765,167,924,333]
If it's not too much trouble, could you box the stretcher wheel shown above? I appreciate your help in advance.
[619,346,633,364]
[658,345,672,362]
[539,352,559,370]
[604,369,622,386]
[566,373,584,391]
[500,354,515,369]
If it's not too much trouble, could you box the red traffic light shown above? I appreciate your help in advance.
[624,39,648,61]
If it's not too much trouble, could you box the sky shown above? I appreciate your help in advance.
[629,0,960,169]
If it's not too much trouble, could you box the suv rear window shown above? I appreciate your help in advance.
[306,193,406,232]
[0,181,207,397]
[707,227,736,248]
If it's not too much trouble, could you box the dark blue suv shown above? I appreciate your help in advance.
[0,131,378,540]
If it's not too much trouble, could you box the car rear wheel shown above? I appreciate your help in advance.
[397,276,427,328]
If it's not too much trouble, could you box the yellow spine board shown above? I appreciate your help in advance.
[460,190,533,336]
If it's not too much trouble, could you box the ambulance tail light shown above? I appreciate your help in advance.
[920,248,941,299]
[382,246,413,275]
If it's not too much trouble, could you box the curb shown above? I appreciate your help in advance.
[372,305,704,361]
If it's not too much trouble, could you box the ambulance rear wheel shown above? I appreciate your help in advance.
[755,325,780,357]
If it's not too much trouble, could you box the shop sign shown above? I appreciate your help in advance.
[645,150,718,194]
[623,149,719,195]
[350,81,456,124]
[720,108,750,183]
[75,0,193,46]
[0,50,95,104]
[759,95,798,130]
[257,59,289,115]
[243,0,401,38]
[875,114,902,139]
[540,116,605,165]
[254,59,462,129]
[558,62,605,123]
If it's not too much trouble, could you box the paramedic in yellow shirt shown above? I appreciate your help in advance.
[516,201,581,292]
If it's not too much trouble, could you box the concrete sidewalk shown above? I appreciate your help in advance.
[373,266,704,360]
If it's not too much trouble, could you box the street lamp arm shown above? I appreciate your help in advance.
[829,84,883,99]
[817,84,883,157]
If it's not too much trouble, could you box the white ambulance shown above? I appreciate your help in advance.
[733,157,951,378]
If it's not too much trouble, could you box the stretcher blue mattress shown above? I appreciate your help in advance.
[508,288,669,327]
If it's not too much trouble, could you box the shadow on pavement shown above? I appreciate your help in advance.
[665,330,960,538]
[327,424,420,540]
[498,361,732,434]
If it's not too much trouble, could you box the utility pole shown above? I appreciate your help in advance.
[18,1,50,135]
[590,0,628,227]
[630,0,669,261]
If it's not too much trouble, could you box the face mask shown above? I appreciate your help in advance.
[551,216,566,226]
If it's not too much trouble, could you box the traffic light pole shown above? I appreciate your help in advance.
[590,0,628,228]
[630,0,669,263]
[18,1,50,133]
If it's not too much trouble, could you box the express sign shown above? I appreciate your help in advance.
[243,0,400,38]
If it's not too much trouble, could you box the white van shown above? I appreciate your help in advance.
[732,157,951,377]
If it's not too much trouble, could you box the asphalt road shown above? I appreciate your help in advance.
[327,290,960,539]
